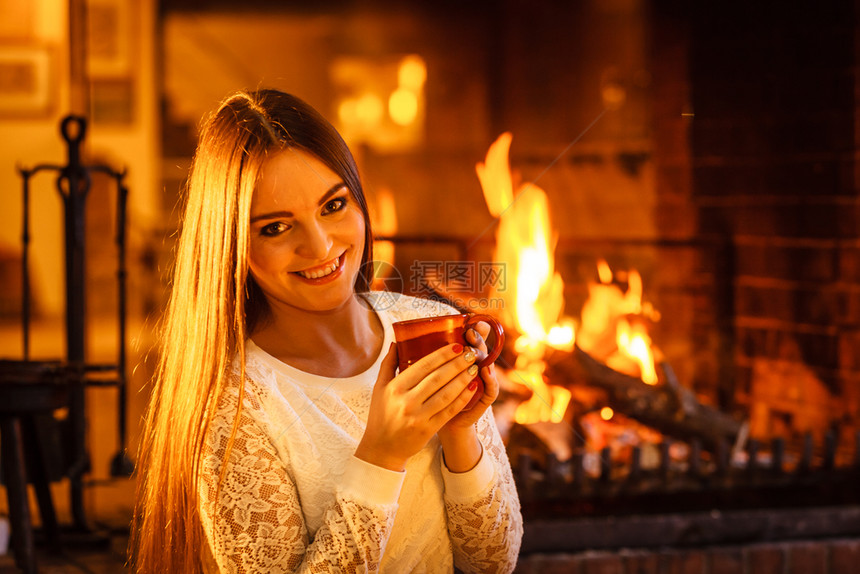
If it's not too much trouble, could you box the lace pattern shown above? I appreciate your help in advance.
[198,293,522,573]
[200,385,398,573]
[446,411,523,573]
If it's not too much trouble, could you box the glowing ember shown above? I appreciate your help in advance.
[477,133,574,424]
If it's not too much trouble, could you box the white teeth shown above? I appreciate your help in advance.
[298,256,340,279]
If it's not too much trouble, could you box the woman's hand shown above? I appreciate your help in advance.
[355,342,479,472]
[442,322,500,430]
[437,322,501,472]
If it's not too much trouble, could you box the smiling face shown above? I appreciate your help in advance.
[248,147,366,315]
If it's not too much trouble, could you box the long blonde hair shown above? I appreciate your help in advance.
[131,89,373,573]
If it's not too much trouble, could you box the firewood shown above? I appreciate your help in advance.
[546,345,746,452]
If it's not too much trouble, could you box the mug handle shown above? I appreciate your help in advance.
[465,314,505,368]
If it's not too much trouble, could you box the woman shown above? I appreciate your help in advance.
[131,88,522,573]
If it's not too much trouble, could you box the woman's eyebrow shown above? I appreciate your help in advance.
[316,182,348,206]
[250,182,346,223]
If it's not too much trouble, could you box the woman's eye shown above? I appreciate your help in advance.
[323,197,347,214]
[261,222,290,236]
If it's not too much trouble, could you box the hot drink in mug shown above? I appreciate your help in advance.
[392,313,505,411]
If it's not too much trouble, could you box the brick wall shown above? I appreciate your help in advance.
[686,1,860,447]
[514,538,860,574]
[649,0,732,406]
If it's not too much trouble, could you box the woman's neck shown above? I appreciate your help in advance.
[250,293,384,378]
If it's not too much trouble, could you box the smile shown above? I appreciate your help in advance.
[294,254,344,280]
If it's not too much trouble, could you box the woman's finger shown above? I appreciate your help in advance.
[465,328,488,362]
[409,346,477,403]
[373,342,399,386]
[390,343,466,392]
[479,363,499,403]
[474,320,492,339]
[425,363,479,422]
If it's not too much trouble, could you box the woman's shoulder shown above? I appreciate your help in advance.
[363,291,459,322]
[216,350,275,422]
[215,367,262,415]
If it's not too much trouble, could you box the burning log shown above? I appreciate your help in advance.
[548,345,747,453]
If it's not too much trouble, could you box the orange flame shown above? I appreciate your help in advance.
[476,133,572,348]
[512,368,571,424]
[578,260,660,384]
[616,318,658,385]
[477,133,574,424]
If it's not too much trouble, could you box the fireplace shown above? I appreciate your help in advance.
[360,1,860,571]
[157,0,860,571]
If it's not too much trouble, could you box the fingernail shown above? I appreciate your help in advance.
[468,380,478,391]
[452,343,464,354]
[467,364,479,376]
[463,349,476,363]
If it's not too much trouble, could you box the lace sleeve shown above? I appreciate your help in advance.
[444,409,524,574]
[199,389,398,573]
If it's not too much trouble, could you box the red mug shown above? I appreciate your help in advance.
[392,313,505,411]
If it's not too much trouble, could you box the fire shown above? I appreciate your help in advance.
[370,186,397,290]
[578,260,660,384]
[477,133,573,424]
[615,318,658,385]
[510,360,570,424]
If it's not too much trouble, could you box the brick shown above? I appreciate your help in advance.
[698,200,858,240]
[835,374,860,420]
[659,550,706,574]
[839,248,860,283]
[653,121,692,162]
[736,327,840,372]
[621,550,659,574]
[735,364,754,396]
[581,552,625,574]
[746,544,785,574]
[655,202,698,239]
[693,163,766,197]
[692,119,770,158]
[521,554,584,574]
[765,114,853,156]
[734,243,839,283]
[734,284,842,326]
[838,293,860,327]
[787,541,827,573]
[709,547,744,574]
[765,71,854,117]
[763,159,853,197]
[830,539,860,574]
[655,164,692,199]
[838,332,860,370]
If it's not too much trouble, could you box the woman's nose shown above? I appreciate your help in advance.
[295,220,333,259]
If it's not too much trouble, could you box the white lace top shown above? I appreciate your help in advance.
[198,293,523,573]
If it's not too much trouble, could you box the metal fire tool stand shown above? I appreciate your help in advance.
[6,115,132,554]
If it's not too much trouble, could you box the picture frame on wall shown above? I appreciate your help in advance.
[0,45,53,117]
[86,0,132,78]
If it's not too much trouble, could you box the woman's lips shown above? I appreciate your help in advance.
[292,254,344,282]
